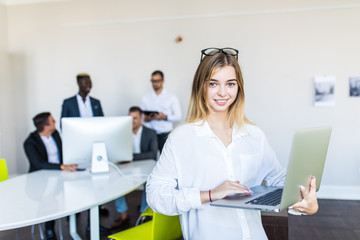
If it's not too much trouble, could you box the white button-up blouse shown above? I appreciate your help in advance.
[146,121,286,240]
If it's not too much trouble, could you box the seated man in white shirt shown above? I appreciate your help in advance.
[24,112,77,240]
[111,106,158,229]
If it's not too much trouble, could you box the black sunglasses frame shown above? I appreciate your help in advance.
[200,47,239,61]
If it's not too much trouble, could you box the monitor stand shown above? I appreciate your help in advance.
[91,142,110,173]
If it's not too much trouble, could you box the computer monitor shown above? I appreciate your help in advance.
[62,116,132,173]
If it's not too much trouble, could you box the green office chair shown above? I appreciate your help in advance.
[0,159,9,182]
[108,209,183,240]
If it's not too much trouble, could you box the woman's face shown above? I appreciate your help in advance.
[206,66,238,113]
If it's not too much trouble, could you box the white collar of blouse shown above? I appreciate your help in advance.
[193,120,248,140]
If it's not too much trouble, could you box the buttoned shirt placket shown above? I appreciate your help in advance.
[211,128,251,240]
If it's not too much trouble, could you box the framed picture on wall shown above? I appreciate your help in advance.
[314,76,336,107]
[349,76,360,97]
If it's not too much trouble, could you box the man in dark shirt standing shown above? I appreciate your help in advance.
[24,112,77,240]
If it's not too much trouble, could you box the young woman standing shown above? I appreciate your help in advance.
[146,48,318,240]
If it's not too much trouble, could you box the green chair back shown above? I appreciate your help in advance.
[152,211,182,240]
[108,208,182,240]
[141,207,154,217]
[0,159,9,182]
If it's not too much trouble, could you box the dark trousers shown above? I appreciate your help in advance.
[157,132,170,153]
[45,220,55,230]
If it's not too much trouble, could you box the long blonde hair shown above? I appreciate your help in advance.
[185,51,247,127]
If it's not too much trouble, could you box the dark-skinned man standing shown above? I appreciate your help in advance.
[60,73,108,234]
[61,73,103,119]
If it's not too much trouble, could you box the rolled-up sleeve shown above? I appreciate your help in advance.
[146,136,201,216]
[259,134,286,186]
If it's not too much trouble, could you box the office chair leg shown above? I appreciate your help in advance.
[38,224,44,240]
[16,229,20,239]
[31,221,61,240]
[135,215,144,226]
[135,215,151,226]
[30,224,43,239]
[58,218,63,240]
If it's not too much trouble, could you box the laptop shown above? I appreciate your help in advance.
[210,126,332,212]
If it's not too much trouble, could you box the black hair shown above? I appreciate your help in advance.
[33,112,51,132]
[129,106,143,114]
[151,70,164,79]
[76,73,90,83]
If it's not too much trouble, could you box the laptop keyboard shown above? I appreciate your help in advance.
[245,188,283,206]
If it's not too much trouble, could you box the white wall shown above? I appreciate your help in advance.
[4,0,360,198]
[0,3,17,175]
